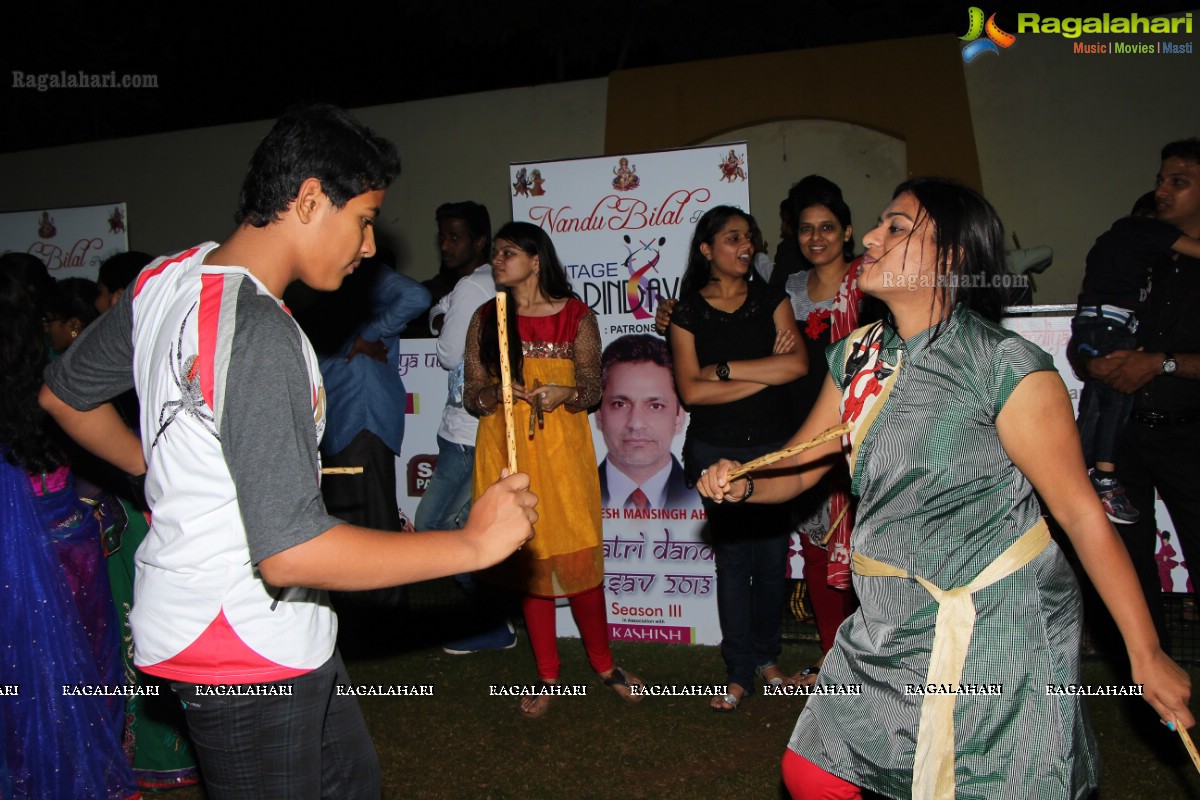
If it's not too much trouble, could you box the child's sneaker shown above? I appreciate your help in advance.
[442,621,517,655]
[1090,469,1140,525]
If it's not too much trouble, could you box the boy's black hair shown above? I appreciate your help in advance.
[97,251,153,293]
[234,104,401,228]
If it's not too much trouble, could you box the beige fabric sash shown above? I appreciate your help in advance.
[851,519,1052,800]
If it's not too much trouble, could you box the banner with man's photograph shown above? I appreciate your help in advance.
[508,144,752,645]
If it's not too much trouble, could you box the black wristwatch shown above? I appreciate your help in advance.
[716,362,731,382]
[1163,353,1178,375]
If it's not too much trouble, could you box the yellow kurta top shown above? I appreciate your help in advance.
[466,297,603,597]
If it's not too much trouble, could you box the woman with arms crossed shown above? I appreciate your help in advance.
[699,179,1191,799]
[658,181,872,686]
[668,205,807,711]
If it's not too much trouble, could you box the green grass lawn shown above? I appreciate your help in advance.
[161,585,1200,799]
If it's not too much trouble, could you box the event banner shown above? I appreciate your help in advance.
[392,314,1188,652]
[0,203,129,282]
[390,153,1187,654]
[1003,315,1190,592]
[504,144,753,645]
[398,311,1185,652]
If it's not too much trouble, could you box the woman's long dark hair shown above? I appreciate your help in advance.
[479,222,577,383]
[894,177,1010,328]
[0,272,64,473]
[43,278,100,330]
[679,205,752,298]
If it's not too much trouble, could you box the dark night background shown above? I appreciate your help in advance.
[2,1,1194,153]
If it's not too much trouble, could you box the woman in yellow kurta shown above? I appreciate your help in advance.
[464,221,643,717]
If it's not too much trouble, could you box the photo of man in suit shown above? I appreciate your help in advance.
[596,334,695,509]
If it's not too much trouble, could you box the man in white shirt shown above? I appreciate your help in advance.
[415,201,492,537]
[415,201,520,653]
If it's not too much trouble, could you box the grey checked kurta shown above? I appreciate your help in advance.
[789,307,1101,800]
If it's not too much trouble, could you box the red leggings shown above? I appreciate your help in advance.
[521,586,614,681]
[782,749,862,800]
[800,536,858,652]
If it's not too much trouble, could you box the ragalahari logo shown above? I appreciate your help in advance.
[961,7,1017,62]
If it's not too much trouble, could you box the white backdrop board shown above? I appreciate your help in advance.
[1003,314,1190,592]
[391,314,1189,654]
[505,144,753,645]
[0,203,128,281]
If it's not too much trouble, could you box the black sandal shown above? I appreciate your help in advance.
[602,667,645,703]
[795,666,821,686]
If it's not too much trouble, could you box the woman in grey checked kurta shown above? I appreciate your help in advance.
[697,179,1192,800]
[787,307,1098,798]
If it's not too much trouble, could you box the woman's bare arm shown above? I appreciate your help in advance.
[697,374,843,505]
[998,370,1193,728]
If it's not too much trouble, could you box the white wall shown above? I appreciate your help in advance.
[355,80,607,272]
[5,27,1199,306]
[0,79,608,281]
[701,120,907,248]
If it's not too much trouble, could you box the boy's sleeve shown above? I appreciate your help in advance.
[219,286,342,565]
[44,283,136,409]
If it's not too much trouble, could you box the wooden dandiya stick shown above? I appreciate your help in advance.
[495,291,519,475]
[321,466,364,475]
[1178,723,1200,775]
[725,423,852,480]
